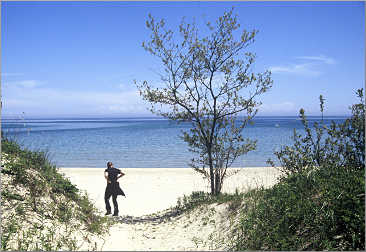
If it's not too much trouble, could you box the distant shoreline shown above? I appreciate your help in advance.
[1,115,351,120]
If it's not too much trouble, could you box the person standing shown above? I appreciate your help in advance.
[104,161,125,216]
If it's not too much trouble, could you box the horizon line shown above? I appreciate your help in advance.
[1,114,352,120]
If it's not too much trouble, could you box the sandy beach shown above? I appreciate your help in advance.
[59,167,281,250]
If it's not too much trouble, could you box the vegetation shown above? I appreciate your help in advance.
[231,89,365,250]
[168,89,365,251]
[136,8,272,195]
[267,89,364,177]
[175,190,244,214]
[1,137,112,251]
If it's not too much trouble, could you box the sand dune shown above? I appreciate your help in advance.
[59,167,281,250]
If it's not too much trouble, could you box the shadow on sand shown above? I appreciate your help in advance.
[115,208,184,225]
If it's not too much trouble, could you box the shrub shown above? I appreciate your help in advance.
[268,89,365,177]
[232,89,365,250]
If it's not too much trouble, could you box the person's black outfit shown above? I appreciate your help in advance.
[104,167,125,216]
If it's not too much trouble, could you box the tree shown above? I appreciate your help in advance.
[136,9,273,195]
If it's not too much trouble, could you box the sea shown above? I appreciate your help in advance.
[1,116,348,168]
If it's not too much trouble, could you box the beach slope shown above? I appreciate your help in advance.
[59,167,281,250]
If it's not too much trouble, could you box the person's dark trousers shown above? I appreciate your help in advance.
[105,191,118,215]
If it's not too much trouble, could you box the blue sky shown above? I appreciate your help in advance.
[1,1,364,118]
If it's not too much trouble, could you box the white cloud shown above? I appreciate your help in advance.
[4,80,41,89]
[269,55,336,77]
[2,84,150,116]
[269,54,336,77]
[269,63,321,77]
[296,55,336,65]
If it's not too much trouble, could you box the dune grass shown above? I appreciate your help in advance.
[1,136,112,251]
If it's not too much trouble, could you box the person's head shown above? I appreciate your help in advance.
[107,161,113,168]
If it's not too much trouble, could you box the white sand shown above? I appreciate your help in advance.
[59,167,281,250]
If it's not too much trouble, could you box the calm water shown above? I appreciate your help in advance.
[2,116,347,168]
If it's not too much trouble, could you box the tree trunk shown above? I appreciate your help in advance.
[209,167,215,195]
[214,168,220,195]
[208,151,215,195]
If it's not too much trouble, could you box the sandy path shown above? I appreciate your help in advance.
[59,167,281,250]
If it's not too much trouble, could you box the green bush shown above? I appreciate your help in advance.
[2,138,22,155]
[232,89,365,250]
[268,89,365,177]
[233,165,364,250]
[51,172,79,198]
